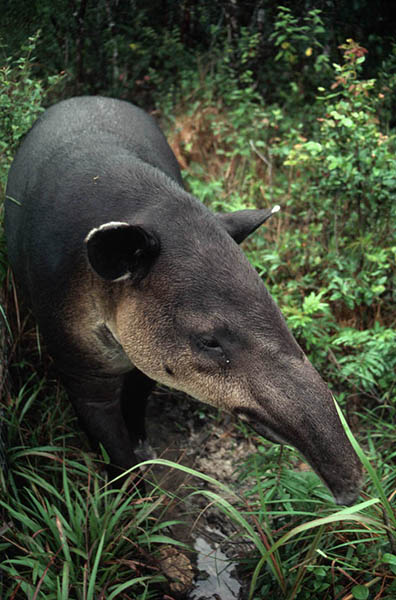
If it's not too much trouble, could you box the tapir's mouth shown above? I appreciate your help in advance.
[237,410,289,446]
[332,487,360,506]
[248,420,289,446]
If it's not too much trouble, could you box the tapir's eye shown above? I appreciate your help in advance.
[198,336,219,349]
[192,334,224,357]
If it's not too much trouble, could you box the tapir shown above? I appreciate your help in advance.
[5,96,361,504]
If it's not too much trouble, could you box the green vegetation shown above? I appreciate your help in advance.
[1,4,395,599]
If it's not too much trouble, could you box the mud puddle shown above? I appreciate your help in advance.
[188,532,241,599]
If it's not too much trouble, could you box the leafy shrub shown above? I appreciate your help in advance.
[0,32,64,193]
[332,324,396,401]
[269,5,331,104]
[274,39,396,402]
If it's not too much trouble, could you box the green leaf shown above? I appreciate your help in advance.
[351,584,369,599]
[382,553,396,574]
[86,531,105,600]
[342,117,353,128]
[382,553,396,566]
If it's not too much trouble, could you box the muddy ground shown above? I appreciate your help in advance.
[143,386,261,600]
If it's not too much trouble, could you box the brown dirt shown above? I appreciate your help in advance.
[144,387,259,599]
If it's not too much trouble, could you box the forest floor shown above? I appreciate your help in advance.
[144,387,258,599]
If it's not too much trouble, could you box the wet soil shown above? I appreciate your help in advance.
[144,387,259,599]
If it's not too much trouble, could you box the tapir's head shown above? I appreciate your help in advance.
[85,196,362,505]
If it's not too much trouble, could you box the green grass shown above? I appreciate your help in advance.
[0,371,177,598]
[1,390,396,598]
[234,401,396,599]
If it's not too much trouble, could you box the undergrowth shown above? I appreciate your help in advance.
[1,22,396,600]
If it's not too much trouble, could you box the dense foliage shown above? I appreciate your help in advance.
[1,4,395,599]
[1,1,396,112]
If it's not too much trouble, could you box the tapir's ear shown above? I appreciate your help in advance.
[85,222,160,282]
[217,205,280,244]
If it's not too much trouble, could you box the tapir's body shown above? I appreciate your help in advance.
[5,97,361,504]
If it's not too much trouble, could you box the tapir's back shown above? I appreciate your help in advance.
[7,96,182,193]
[5,96,183,301]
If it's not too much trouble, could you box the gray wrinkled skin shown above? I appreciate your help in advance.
[5,97,361,504]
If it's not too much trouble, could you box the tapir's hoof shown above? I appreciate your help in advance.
[135,439,157,463]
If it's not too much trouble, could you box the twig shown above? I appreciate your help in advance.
[249,140,273,192]
[341,577,382,600]
[382,507,396,554]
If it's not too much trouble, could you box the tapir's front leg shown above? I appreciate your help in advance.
[120,369,156,464]
[121,369,156,446]
[62,372,139,480]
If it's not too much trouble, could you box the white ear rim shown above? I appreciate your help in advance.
[85,221,129,243]
[85,222,132,282]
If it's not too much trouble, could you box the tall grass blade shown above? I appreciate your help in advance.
[248,498,382,599]
[334,398,396,529]
[86,530,105,600]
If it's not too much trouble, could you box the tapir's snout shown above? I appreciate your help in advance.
[246,405,362,506]
[238,354,362,506]
[317,456,362,507]
[297,428,362,507]
[333,481,361,506]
